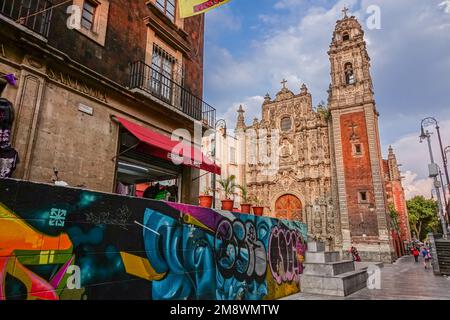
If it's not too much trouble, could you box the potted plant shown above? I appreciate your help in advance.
[251,196,264,216]
[237,184,252,214]
[198,187,213,208]
[217,175,237,211]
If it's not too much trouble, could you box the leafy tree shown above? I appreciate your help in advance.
[407,196,441,241]
[389,203,400,234]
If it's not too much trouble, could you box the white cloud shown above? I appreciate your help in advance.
[403,171,434,200]
[439,0,450,13]
[220,96,265,132]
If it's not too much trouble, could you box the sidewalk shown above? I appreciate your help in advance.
[282,256,450,300]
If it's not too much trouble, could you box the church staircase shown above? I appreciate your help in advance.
[300,241,369,297]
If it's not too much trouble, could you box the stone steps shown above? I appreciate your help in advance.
[435,240,450,275]
[300,241,369,297]
[300,269,368,297]
[303,260,355,276]
[305,251,340,263]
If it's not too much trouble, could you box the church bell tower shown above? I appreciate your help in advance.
[328,9,394,262]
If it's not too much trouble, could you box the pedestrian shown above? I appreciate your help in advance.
[412,247,419,263]
[349,245,361,262]
[421,247,432,269]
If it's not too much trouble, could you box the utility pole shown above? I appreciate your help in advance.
[420,129,448,239]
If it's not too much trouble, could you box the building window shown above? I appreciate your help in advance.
[81,0,98,31]
[353,143,362,156]
[343,32,350,41]
[359,191,368,203]
[73,0,109,46]
[281,117,292,131]
[156,0,176,23]
[151,45,175,101]
[344,62,355,85]
[229,146,236,165]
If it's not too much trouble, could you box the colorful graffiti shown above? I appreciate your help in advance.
[0,179,307,300]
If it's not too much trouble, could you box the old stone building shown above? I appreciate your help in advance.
[235,13,397,262]
[0,0,218,204]
[384,146,411,250]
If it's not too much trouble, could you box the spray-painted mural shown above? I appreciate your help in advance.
[0,179,307,300]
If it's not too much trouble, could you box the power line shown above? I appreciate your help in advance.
[15,0,72,24]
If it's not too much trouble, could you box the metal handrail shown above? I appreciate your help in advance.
[0,0,53,37]
[129,60,216,128]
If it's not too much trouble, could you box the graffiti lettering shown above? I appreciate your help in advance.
[268,226,306,285]
[214,219,267,283]
[85,205,131,230]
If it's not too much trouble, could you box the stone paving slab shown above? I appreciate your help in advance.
[282,256,450,300]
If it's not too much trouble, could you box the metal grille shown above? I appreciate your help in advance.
[0,0,53,37]
[155,0,175,23]
[130,60,216,128]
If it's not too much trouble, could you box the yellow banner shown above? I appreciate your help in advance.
[179,0,230,18]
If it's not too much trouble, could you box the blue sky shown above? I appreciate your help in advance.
[202,0,450,199]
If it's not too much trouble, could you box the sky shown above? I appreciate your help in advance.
[202,0,450,200]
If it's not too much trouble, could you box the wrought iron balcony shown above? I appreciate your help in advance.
[129,60,216,128]
[0,0,52,37]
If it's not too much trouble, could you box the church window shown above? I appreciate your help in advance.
[281,117,292,131]
[344,62,355,85]
[343,32,350,41]
[229,146,236,164]
[359,191,368,203]
[353,143,362,156]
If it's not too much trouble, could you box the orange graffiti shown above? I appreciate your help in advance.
[0,203,73,300]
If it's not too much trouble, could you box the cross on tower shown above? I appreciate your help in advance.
[342,6,349,18]
[281,79,288,89]
[349,122,358,139]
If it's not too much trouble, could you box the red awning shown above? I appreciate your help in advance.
[114,116,221,175]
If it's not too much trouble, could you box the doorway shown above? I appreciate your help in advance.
[275,194,303,221]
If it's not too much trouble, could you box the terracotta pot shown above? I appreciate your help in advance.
[240,204,252,214]
[252,206,264,216]
[198,195,213,208]
[221,199,234,211]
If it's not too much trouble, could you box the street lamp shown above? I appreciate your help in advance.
[421,117,450,201]
[419,128,448,238]
[211,119,227,208]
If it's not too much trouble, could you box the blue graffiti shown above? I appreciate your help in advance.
[143,209,216,299]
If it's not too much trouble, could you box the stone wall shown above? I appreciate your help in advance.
[0,179,308,300]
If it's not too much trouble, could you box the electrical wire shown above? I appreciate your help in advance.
[15,0,72,23]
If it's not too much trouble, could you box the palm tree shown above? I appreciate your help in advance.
[217,175,237,200]
[237,184,251,204]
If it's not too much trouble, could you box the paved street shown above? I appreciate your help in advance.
[283,256,450,300]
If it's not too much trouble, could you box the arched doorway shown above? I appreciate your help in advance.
[275,194,302,221]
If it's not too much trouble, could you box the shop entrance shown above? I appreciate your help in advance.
[115,130,182,202]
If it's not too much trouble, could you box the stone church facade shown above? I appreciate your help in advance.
[235,14,396,262]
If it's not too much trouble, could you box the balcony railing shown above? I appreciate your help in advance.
[129,60,216,128]
[0,0,53,37]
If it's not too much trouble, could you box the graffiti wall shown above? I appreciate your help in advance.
[0,179,307,300]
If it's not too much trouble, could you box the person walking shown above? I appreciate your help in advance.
[421,246,432,269]
[412,247,420,263]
